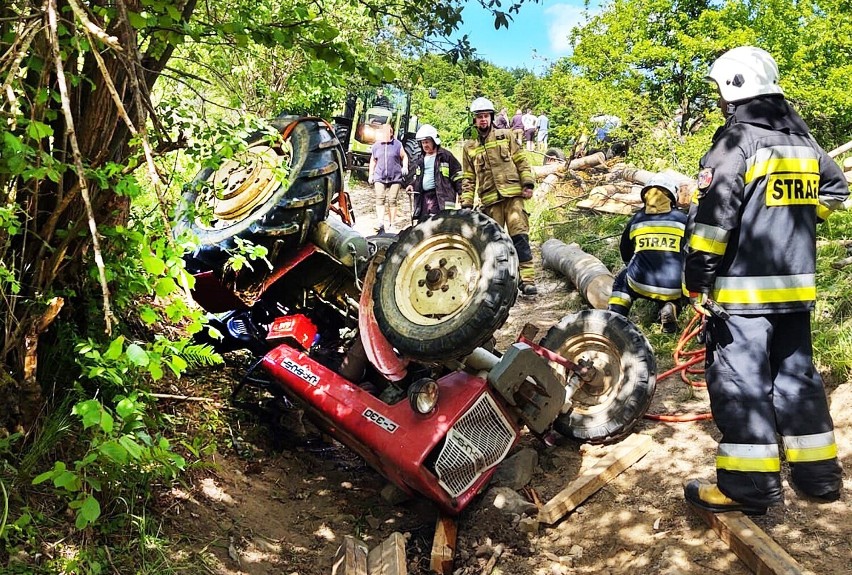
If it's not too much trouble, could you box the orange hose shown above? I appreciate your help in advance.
[645,311,713,422]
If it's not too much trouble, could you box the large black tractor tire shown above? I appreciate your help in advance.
[372,209,518,361]
[539,309,656,444]
[403,136,421,170]
[178,118,344,287]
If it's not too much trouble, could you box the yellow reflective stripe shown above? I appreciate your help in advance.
[816,204,831,220]
[452,172,464,182]
[519,170,533,181]
[717,443,780,472]
[512,152,526,162]
[786,444,837,463]
[689,234,727,255]
[469,146,485,157]
[440,166,450,177]
[783,431,837,463]
[717,455,781,472]
[712,274,816,304]
[608,292,631,307]
[745,157,819,184]
[461,171,475,179]
[627,278,682,300]
[688,223,728,256]
[630,225,684,239]
[713,285,816,304]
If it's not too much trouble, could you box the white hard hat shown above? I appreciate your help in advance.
[470,97,495,114]
[706,46,783,103]
[415,124,441,146]
[640,174,678,206]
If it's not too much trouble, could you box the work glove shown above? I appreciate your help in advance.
[521,185,534,199]
[401,166,409,177]
[689,292,711,317]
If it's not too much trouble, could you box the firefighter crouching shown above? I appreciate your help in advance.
[607,174,687,333]
[683,46,848,515]
[461,97,538,296]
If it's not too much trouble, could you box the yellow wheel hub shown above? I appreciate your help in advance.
[553,334,621,415]
[197,144,289,229]
[394,234,481,326]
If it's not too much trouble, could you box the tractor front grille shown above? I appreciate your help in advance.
[434,393,517,498]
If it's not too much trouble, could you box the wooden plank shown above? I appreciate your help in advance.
[429,514,457,574]
[332,535,369,575]
[367,531,407,575]
[537,434,653,524]
[689,505,816,575]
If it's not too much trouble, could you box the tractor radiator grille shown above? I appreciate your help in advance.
[435,393,517,498]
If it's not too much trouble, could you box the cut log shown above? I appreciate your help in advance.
[532,163,563,178]
[541,239,614,309]
[429,514,457,575]
[828,139,852,158]
[660,168,698,207]
[575,184,641,215]
[689,505,816,575]
[332,535,369,575]
[843,156,852,171]
[613,165,656,185]
[367,532,407,575]
[567,152,607,171]
[538,434,653,524]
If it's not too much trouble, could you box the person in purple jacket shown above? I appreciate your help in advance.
[368,123,408,232]
[510,108,524,145]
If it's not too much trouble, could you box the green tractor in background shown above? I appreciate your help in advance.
[333,84,434,175]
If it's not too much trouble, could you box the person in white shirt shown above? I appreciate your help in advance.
[521,109,537,151]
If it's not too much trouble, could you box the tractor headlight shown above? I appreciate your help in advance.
[408,378,439,414]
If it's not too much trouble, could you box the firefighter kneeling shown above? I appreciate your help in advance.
[607,174,686,333]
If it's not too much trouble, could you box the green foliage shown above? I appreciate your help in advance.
[32,393,188,531]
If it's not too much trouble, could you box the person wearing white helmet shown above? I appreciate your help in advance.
[404,124,462,224]
[607,174,687,333]
[683,46,847,516]
[461,96,538,296]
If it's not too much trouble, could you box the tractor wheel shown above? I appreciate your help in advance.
[372,210,518,361]
[540,309,656,444]
[403,136,421,170]
[177,118,344,286]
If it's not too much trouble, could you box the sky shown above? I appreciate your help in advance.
[456,1,601,73]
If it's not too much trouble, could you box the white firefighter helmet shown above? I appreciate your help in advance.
[470,97,495,114]
[415,124,441,146]
[640,174,678,206]
[706,46,783,103]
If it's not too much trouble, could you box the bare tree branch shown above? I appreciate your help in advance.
[46,0,116,334]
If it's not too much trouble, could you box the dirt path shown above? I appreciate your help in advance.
[163,181,851,574]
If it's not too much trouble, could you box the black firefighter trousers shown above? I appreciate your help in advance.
[705,312,842,507]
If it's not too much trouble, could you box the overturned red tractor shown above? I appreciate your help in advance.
[176,116,656,514]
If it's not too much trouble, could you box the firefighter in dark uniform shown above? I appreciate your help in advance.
[461,97,538,296]
[683,46,848,515]
[608,174,687,333]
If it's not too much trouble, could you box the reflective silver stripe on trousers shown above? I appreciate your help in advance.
[718,443,779,459]
[782,431,835,450]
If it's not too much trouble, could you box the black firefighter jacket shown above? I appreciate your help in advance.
[684,95,849,314]
[407,147,463,219]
